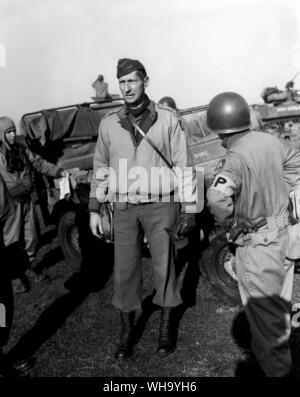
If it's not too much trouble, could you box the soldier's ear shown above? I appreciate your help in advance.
[144,76,149,88]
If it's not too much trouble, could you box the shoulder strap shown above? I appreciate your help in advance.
[129,119,174,171]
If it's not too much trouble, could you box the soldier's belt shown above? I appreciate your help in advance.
[226,214,289,244]
[235,226,287,246]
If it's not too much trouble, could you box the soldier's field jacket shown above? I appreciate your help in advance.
[89,101,198,213]
[207,130,300,228]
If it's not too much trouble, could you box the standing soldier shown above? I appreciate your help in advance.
[89,58,199,360]
[206,92,300,377]
[0,116,66,293]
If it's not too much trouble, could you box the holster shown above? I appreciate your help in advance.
[226,217,268,243]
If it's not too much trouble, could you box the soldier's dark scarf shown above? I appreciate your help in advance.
[125,93,150,117]
[119,95,157,147]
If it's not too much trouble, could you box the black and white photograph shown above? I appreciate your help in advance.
[1,0,300,382]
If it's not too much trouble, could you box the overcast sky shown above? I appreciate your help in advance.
[1,0,300,123]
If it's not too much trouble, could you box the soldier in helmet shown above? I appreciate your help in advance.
[206,92,300,376]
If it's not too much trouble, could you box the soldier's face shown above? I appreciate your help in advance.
[5,129,16,146]
[118,71,149,104]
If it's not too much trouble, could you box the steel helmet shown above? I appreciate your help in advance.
[206,92,251,135]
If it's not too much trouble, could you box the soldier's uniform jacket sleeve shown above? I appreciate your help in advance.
[0,174,14,225]
[282,145,300,191]
[168,111,199,213]
[0,174,15,249]
[206,155,242,226]
[89,117,110,212]
[25,148,62,177]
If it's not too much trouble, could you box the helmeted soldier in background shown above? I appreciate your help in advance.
[206,92,300,376]
[0,116,66,293]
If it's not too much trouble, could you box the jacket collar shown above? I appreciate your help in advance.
[222,129,251,149]
[119,99,156,121]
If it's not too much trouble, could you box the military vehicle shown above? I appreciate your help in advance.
[252,72,300,149]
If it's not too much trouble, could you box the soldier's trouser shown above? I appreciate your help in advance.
[4,200,39,265]
[112,202,182,312]
[235,231,293,377]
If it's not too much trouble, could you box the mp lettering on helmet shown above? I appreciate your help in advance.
[211,173,236,197]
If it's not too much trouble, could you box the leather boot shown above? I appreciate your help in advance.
[157,307,177,357]
[114,311,135,360]
[0,349,35,376]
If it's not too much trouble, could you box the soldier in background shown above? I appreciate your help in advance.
[0,116,66,293]
[92,74,109,100]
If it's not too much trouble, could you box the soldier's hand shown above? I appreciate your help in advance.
[57,168,67,178]
[89,212,104,239]
[173,213,196,237]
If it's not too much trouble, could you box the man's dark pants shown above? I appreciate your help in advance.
[112,201,182,311]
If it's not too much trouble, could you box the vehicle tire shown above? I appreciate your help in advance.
[58,210,82,267]
[200,234,241,305]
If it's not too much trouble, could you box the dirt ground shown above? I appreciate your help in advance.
[4,214,300,378]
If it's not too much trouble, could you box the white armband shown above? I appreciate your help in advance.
[210,173,236,197]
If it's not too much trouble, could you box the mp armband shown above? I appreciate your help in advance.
[210,173,236,197]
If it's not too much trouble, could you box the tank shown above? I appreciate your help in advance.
[251,72,300,149]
